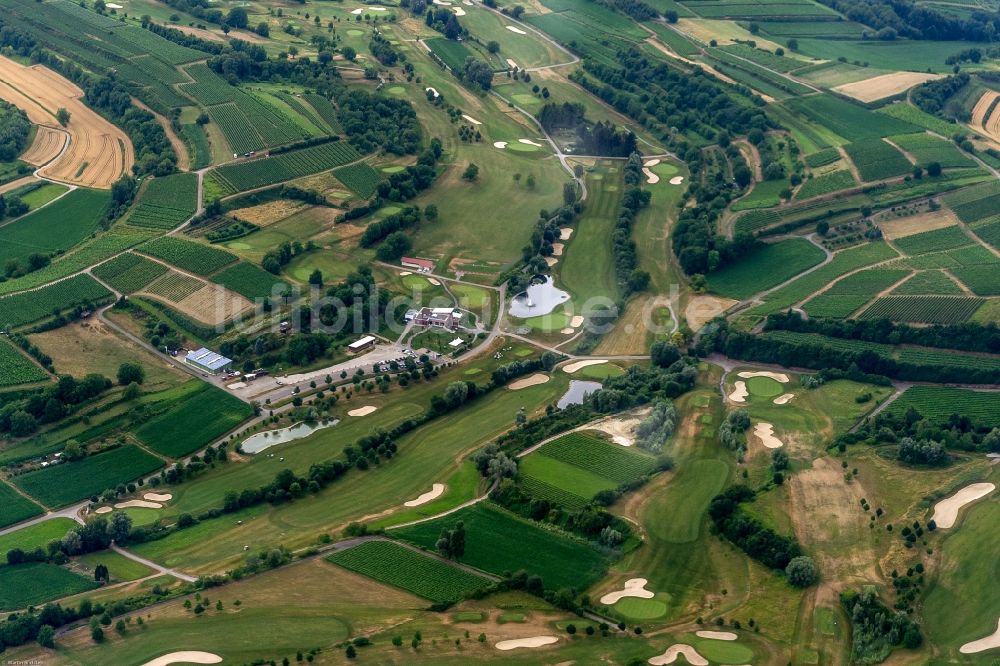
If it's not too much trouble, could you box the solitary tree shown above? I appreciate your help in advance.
[117,362,145,386]
[462,163,479,181]
[56,108,71,127]
[785,555,818,587]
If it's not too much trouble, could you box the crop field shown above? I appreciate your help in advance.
[209,141,362,194]
[681,0,837,19]
[392,502,609,590]
[0,274,112,329]
[889,133,975,168]
[795,169,855,200]
[972,219,1000,251]
[144,272,204,302]
[212,262,289,300]
[527,13,635,67]
[887,386,999,426]
[134,382,253,458]
[802,268,910,318]
[0,337,48,386]
[878,102,962,136]
[0,562,97,611]
[948,264,1000,296]
[893,226,973,255]
[0,518,76,560]
[139,237,237,276]
[127,173,198,230]
[12,445,164,507]
[710,49,815,98]
[761,20,869,38]
[842,139,912,181]
[647,22,701,57]
[92,252,169,294]
[301,94,342,133]
[804,147,840,168]
[859,295,984,323]
[719,44,811,73]
[708,238,826,299]
[950,192,1000,225]
[0,480,43,528]
[333,162,382,198]
[783,94,918,142]
[892,270,963,295]
[326,540,491,603]
[0,188,110,266]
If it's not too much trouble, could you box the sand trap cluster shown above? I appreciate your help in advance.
[506,25,527,34]
[961,617,1000,654]
[738,370,789,383]
[728,380,748,403]
[404,483,445,507]
[507,373,550,390]
[399,271,412,276]
[600,578,654,605]
[648,645,708,665]
[560,228,573,240]
[545,256,558,267]
[425,87,440,98]
[753,422,784,449]
[695,630,737,640]
[773,393,794,405]
[563,359,607,374]
[98,492,174,514]
[348,405,378,417]
[931,482,996,528]
[669,176,684,185]
[493,141,508,149]
[495,636,558,650]
[351,6,388,13]
[461,114,482,125]
[141,653,222,666]
[642,167,659,184]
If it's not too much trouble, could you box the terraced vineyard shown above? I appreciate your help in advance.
[333,162,382,198]
[802,268,911,318]
[209,141,362,194]
[859,296,984,323]
[843,140,912,181]
[144,273,205,302]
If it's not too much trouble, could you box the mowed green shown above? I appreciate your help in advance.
[135,382,253,458]
[708,239,826,299]
[391,502,609,590]
[0,518,76,560]
[746,375,783,398]
[0,481,44,528]
[326,540,491,602]
[12,445,164,507]
[74,550,155,582]
[0,562,97,611]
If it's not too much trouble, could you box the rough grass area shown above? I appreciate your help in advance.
[0,480,44,528]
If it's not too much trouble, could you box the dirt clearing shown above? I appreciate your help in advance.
[834,72,942,103]
[685,294,737,331]
[879,208,958,240]
[230,200,310,226]
[0,54,133,188]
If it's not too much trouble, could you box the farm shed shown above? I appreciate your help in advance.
[348,335,377,353]
[184,347,233,375]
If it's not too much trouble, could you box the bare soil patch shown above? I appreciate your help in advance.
[879,208,958,240]
[685,294,737,331]
[141,283,253,325]
[230,200,309,226]
[834,72,941,103]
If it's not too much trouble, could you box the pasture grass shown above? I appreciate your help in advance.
[0,517,75,559]
[74,550,155,582]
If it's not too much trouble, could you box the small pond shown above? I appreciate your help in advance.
[557,380,602,409]
[509,276,571,318]
[241,419,338,454]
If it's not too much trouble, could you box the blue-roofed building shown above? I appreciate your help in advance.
[184,347,233,375]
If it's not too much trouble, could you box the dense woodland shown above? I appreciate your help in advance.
[815,0,1000,41]
[0,101,30,162]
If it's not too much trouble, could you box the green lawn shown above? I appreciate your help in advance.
[74,550,156,582]
[0,562,98,611]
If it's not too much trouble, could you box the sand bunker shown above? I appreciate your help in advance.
[428,277,442,285]
[545,256,558,267]
[931,482,995,528]
[570,315,584,327]
[508,373,550,390]
[495,636,558,650]
[351,6,388,13]
[404,483,446,507]
[425,87,440,98]
[753,422,784,449]
[115,500,162,510]
[552,242,564,256]
[644,158,661,167]
[600,578,654,605]
[560,228,573,240]
[519,138,543,147]
[560,327,574,334]
[648,645,708,665]
[144,493,172,502]
[451,6,466,15]
[563,359,607,374]
[507,58,518,69]
[961,617,1000,654]
[399,271,412,276]
[695,630,738,641]
[669,176,684,185]
[728,380,748,403]
[94,506,112,514]
[141,653,222,666]
[773,393,794,405]
[493,141,508,148]
[506,25,527,35]
[642,167,659,184]
[461,114,482,125]
[738,370,789,383]
[348,405,378,417]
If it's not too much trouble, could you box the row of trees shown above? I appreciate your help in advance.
[614,154,652,296]
[0,374,113,437]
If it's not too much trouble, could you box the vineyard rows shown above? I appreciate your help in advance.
[333,162,382,198]
[0,338,48,387]
[859,296,984,324]
[139,237,237,276]
[92,253,169,294]
[128,173,198,230]
[145,273,206,302]
[0,275,112,329]
[211,141,362,193]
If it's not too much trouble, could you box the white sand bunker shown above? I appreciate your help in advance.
[644,158,660,167]
[642,167,659,184]
[432,0,451,4]
[508,373,550,390]
[452,6,466,14]
[351,6,388,13]
[106,2,123,8]
[738,370,789,383]
[669,176,684,185]
[552,242,564,256]
[961,617,1000,654]
[570,315,584,327]
[506,25,527,34]
[116,500,162,510]
[560,228,573,240]
[931,482,995,529]
[425,87,439,98]
[563,359,607,374]
[545,256,558,267]
[94,506,112,514]
[649,645,708,665]
[144,493,172,502]
[695,630,738,640]
[560,327,574,334]
[506,58,518,69]
[496,636,558,650]
[461,114,482,125]
[728,380,748,403]
[428,277,441,285]
[493,141,508,149]
[141,653,223,666]
[600,578,654,605]
[404,483,446,507]
[753,422,784,449]
[519,138,543,147]
[773,393,794,405]
[348,405,378,417]
[399,270,412,276]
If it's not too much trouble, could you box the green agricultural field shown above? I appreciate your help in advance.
[92,252,169,294]
[327,540,491,602]
[708,238,826,299]
[892,270,963,295]
[949,264,1000,296]
[783,95,919,142]
[802,268,911,318]
[210,141,362,194]
[893,226,973,255]
[842,139,912,182]
[0,337,48,386]
[12,446,164,507]
[333,162,382,198]
[533,432,657,484]
[0,188,110,267]
[135,382,253,458]
[392,502,609,591]
[212,262,289,300]
[425,37,478,71]
[139,237,238,276]
[127,173,199,230]
[0,518,76,561]
[0,480,44,528]
[74,550,155,582]
[860,296,984,323]
[0,562,97,611]
[795,170,856,200]
[145,272,204,302]
[886,386,1000,426]
[878,103,963,136]
[0,274,113,329]
[889,133,976,168]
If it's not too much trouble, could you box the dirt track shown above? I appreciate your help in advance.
[0,54,133,188]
